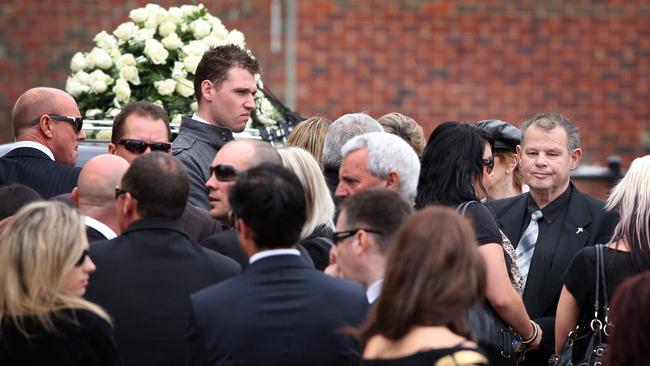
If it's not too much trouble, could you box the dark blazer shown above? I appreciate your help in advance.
[186,254,369,366]
[86,226,108,242]
[0,147,80,198]
[200,229,315,269]
[181,204,222,243]
[487,185,618,356]
[85,218,241,366]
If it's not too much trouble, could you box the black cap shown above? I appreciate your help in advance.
[475,119,521,152]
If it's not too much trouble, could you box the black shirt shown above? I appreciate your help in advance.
[520,185,572,249]
[463,202,503,246]
[362,344,488,366]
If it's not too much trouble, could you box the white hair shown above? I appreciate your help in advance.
[321,113,383,169]
[341,132,420,200]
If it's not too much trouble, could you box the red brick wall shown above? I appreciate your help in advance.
[1,1,648,200]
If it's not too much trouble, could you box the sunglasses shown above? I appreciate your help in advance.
[118,139,172,154]
[31,114,84,132]
[482,156,495,174]
[114,187,130,199]
[210,164,240,182]
[332,228,383,244]
[75,249,90,267]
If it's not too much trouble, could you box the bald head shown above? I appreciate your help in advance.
[12,87,78,137]
[75,154,130,208]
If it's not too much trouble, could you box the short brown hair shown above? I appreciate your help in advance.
[193,44,260,102]
[377,112,426,157]
[111,101,170,143]
[357,206,486,346]
[286,116,331,164]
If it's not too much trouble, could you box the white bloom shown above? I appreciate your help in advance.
[91,48,113,69]
[191,102,198,112]
[114,22,138,41]
[226,30,246,48]
[108,47,121,61]
[158,21,177,37]
[144,39,169,65]
[180,4,198,17]
[168,7,183,22]
[85,109,103,118]
[175,79,195,98]
[74,71,91,85]
[65,77,89,97]
[161,33,183,50]
[155,79,176,96]
[182,55,201,74]
[171,114,182,124]
[108,108,122,117]
[119,66,140,85]
[113,79,131,103]
[210,21,229,39]
[152,100,164,108]
[70,52,87,72]
[202,35,226,48]
[94,31,117,50]
[129,7,148,23]
[190,19,211,39]
[171,62,187,80]
[89,69,114,85]
[255,73,264,89]
[133,28,156,44]
[260,98,277,116]
[91,80,108,94]
[182,40,208,57]
[115,53,136,69]
[96,129,113,141]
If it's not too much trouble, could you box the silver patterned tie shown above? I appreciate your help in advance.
[516,210,543,288]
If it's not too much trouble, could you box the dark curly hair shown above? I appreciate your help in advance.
[193,44,260,101]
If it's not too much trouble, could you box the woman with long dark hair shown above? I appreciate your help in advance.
[415,121,540,364]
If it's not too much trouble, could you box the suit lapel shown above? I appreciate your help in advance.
[495,195,528,246]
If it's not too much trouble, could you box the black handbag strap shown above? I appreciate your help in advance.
[591,244,610,333]
[456,201,479,216]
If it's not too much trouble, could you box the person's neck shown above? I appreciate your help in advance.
[488,183,521,201]
[194,109,222,128]
[360,258,386,290]
[530,182,569,209]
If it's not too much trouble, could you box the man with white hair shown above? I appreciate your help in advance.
[321,113,383,196]
[335,132,420,202]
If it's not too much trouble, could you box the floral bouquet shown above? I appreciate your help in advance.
[65,3,293,140]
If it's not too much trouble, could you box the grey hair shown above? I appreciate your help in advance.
[521,112,580,151]
[341,132,420,201]
[321,113,383,170]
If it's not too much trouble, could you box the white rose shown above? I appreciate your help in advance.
[171,114,182,124]
[226,30,246,48]
[108,47,121,61]
[182,40,208,57]
[119,66,140,85]
[211,23,229,39]
[260,98,277,116]
[92,48,113,69]
[171,62,187,80]
[91,80,108,94]
[255,73,264,89]
[202,35,226,48]
[85,49,97,69]
[89,69,113,84]
[129,7,148,23]
[182,55,201,74]
[190,19,211,39]
[94,31,117,50]
[191,102,198,112]
[144,39,169,65]
[65,77,89,97]
[70,52,87,72]
[168,7,183,22]
[152,100,164,108]
[85,109,103,118]
[113,79,131,103]
[155,79,176,96]
[133,28,156,44]
[180,5,198,17]
[74,71,91,85]
[158,21,177,37]
[175,79,195,98]
[161,33,183,50]
[114,22,137,41]
[115,53,136,69]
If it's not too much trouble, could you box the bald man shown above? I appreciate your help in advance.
[71,154,129,242]
[0,87,86,198]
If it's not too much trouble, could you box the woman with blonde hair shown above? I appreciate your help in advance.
[286,116,332,164]
[279,146,336,270]
[0,201,120,365]
[377,112,426,158]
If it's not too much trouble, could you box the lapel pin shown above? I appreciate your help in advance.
[576,227,584,234]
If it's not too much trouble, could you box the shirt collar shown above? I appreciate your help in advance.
[82,216,117,240]
[366,279,383,304]
[192,113,212,125]
[10,141,55,161]
[249,248,301,264]
[527,184,572,225]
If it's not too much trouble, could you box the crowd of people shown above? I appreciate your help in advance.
[1,44,649,366]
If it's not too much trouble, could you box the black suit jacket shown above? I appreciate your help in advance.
[0,147,80,198]
[200,229,315,269]
[186,254,369,366]
[86,226,108,242]
[487,185,618,356]
[85,218,241,366]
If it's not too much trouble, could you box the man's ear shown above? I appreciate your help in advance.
[201,80,214,102]
[354,230,370,255]
[39,115,54,138]
[108,143,116,155]
[516,144,522,159]
[569,148,582,170]
[505,153,519,174]
[71,187,80,208]
[385,170,400,191]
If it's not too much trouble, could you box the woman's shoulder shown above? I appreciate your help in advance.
[363,344,488,366]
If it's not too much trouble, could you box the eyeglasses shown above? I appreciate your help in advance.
[482,156,495,174]
[210,164,240,182]
[332,228,383,244]
[75,249,90,267]
[117,139,172,154]
[31,114,84,132]
[115,187,129,199]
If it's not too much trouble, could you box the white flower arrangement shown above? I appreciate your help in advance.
[66,3,288,139]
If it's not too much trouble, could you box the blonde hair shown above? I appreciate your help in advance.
[377,112,426,157]
[0,201,110,336]
[278,147,335,239]
[286,117,331,165]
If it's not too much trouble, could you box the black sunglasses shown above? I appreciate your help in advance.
[115,187,129,199]
[118,139,172,154]
[75,249,90,267]
[482,156,495,174]
[31,114,84,132]
[332,228,383,244]
[210,164,240,182]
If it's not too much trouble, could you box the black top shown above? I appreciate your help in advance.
[299,224,333,271]
[462,202,503,246]
[0,308,121,366]
[362,345,488,366]
[563,246,639,360]
[520,185,571,250]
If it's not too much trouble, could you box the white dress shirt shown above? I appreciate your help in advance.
[83,216,117,240]
[9,141,55,161]
[249,248,301,264]
[366,279,383,304]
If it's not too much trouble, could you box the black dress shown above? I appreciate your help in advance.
[362,344,489,366]
[0,308,121,366]
[563,246,639,362]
